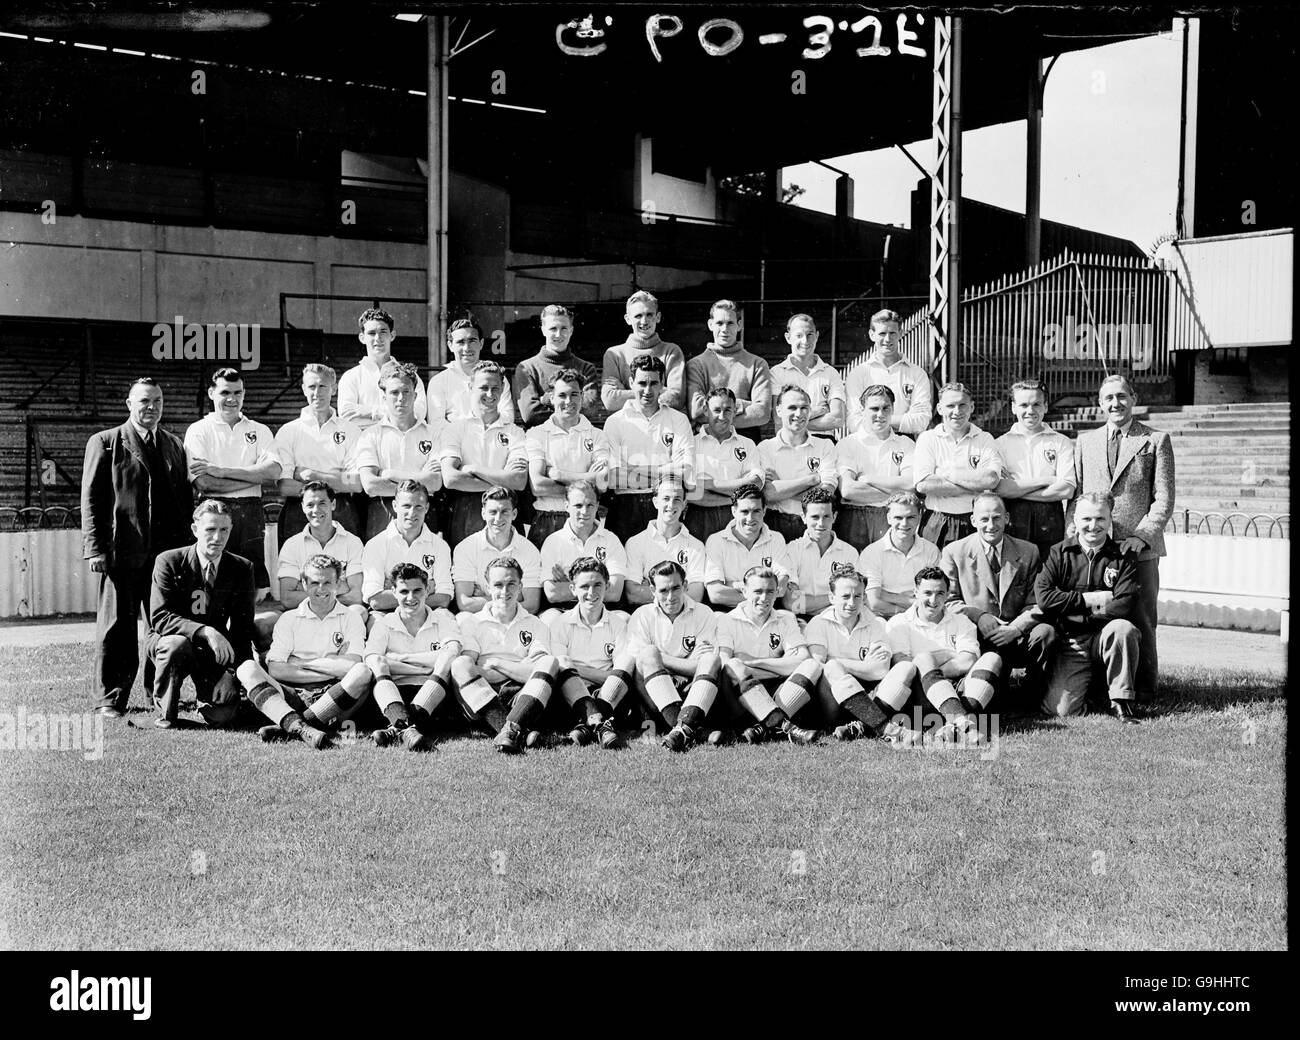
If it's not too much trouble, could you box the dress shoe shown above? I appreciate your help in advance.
[1108,700,1140,725]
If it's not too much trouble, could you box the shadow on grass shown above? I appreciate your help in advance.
[1146,666,1286,716]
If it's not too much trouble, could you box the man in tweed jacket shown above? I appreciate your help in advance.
[1072,375,1175,702]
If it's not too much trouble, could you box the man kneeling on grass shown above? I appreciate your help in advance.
[880,566,1003,746]
[626,560,723,752]
[237,553,373,749]
[803,564,916,746]
[714,567,822,746]
[364,562,462,752]
[548,557,636,749]
[450,556,565,754]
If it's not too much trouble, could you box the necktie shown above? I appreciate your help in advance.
[988,545,1000,575]
[1107,428,1121,477]
[203,563,216,589]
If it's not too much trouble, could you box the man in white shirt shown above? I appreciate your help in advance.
[835,383,916,548]
[274,363,364,542]
[715,567,822,746]
[361,480,454,613]
[548,556,636,749]
[525,368,612,548]
[690,386,765,544]
[539,481,627,619]
[365,562,462,752]
[912,381,1004,549]
[768,313,845,438]
[845,309,933,436]
[704,484,795,609]
[337,308,429,428]
[879,566,1003,745]
[184,367,281,591]
[859,492,942,619]
[356,360,444,540]
[449,556,562,753]
[602,354,695,544]
[995,378,1076,559]
[757,386,838,542]
[440,360,529,547]
[426,316,518,425]
[451,487,543,614]
[626,560,723,752]
[235,553,373,750]
[271,482,366,640]
[624,476,709,606]
[785,487,859,620]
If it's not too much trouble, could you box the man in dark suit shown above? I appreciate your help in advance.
[940,493,1057,705]
[1072,375,1174,702]
[81,378,194,718]
[147,500,256,729]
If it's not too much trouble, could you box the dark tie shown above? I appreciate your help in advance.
[203,563,216,589]
[1107,428,1121,477]
[988,546,1000,575]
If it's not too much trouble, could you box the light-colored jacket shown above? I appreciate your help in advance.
[1073,419,1175,559]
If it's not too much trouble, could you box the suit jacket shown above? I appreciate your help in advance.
[1073,419,1175,559]
[940,532,1043,630]
[149,546,256,664]
[82,421,193,567]
[1035,536,1139,636]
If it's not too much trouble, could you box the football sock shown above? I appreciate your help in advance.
[247,681,293,726]
[678,704,705,731]
[841,692,891,732]
[413,675,450,716]
[660,701,681,729]
[372,677,403,715]
[482,697,511,735]
[644,669,680,711]
[382,701,413,727]
[774,659,820,716]
[736,675,778,722]
[302,681,360,728]
[763,709,787,732]
[598,667,632,711]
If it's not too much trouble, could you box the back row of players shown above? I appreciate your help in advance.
[91,295,1150,753]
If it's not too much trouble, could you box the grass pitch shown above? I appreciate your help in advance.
[0,628,1285,950]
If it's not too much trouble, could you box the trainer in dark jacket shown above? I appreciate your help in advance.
[147,501,256,729]
[81,378,193,716]
[1033,491,1141,722]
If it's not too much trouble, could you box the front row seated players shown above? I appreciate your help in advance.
[236,552,373,749]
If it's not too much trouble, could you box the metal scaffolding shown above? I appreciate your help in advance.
[929,15,963,385]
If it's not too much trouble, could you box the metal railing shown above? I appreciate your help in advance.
[1165,510,1290,539]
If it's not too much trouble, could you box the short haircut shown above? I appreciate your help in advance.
[870,308,902,327]
[192,499,230,521]
[626,290,659,312]
[471,359,505,383]
[777,384,811,407]
[914,565,950,589]
[482,485,517,507]
[885,491,923,515]
[860,383,896,406]
[742,565,779,587]
[786,313,816,332]
[936,381,973,402]
[389,562,428,587]
[301,553,342,581]
[568,556,609,584]
[447,316,483,341]
[302,363,337,383]
[300,480,336,502]
[540,303,574,325]
[209,367,242,387]
[566,480,598,503]
[705,385,737,406]
[358,307,395,333]
[731,483,765,507]
[128,376,160,392]
[629,354,666,380]
[1098,374,1135,397]
[377,359,420,391]
[394,479,430,502]
[648,559,686,584]
[1009,378,1048,400]
[484,556,523,582]
[710,298,739,318]
[552,367,585,390]
[654,476,686,498]
[972,492,1006,514]
[828,562,864,591]
[1075,490,1115,514]
[801,486,837,512]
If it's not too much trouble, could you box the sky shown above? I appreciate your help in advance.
[783,21,1187,257]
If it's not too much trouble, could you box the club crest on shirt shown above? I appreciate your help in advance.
[497,431,510,447]
[418,440,433,455]
[858,646,872,661]
[821,382,831,398]
[1043,447,1057,464]
[761,556,772,567]
[519,630,533,648]
[429,640,441,651]
[604,641,616,658]
[950,633,960,648]
[968,453,980,467]
[734,446,747,462]
[422,554,437,573]
[583,437,595,453]
[768,632,782,651]
[663,431,675,448]
[682,635,696,654]
[333,431,347,445]
[891,450,905,466]
[676,549,689,565]
[595,545,607,562]
[331,631,345,649]
[903,383,915,398]
[808,456,821,471]
[244,431,258,444]
[1104,567,1118,589]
